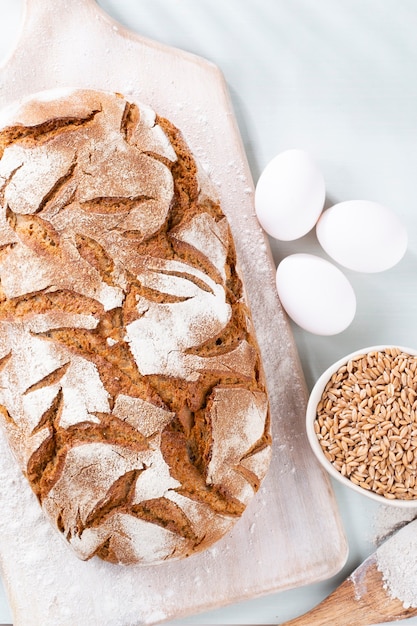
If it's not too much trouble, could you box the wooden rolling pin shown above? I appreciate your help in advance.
[280,519,417,626]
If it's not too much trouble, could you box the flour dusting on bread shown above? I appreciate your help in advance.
[0,88,271,564]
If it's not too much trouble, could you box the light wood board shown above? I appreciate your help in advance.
[0,1,348,624]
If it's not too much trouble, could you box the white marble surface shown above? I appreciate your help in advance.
[1,1,417,624]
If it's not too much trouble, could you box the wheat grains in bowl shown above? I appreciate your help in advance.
[306,346,417,505]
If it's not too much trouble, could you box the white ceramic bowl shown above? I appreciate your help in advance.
[306,345,417,507]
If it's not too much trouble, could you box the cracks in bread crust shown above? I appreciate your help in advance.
[0,89,271,565]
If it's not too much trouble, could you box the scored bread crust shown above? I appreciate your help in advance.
[0,89,271,565]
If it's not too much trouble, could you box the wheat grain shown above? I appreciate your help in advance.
[314,349,417,500]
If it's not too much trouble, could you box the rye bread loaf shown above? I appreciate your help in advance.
[0,88,271,565]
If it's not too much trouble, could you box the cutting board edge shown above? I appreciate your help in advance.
[152,550,350,626]
[0,2,349,624]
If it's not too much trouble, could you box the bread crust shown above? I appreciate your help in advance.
[0,89,271,564]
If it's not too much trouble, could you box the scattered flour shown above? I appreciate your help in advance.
[376,519,417,608]
[371,504,417,547]
[369,505,417,609]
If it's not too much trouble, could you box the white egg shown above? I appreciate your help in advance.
[316,200,408,273]
[255,149,325,241]
[276,254,356,335]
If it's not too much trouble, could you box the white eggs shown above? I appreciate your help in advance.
[255,149,325,241]
[276,254,356,335]
[256,146,409,335]
[316,200,408,273]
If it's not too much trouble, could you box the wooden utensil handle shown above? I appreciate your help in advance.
[15,0,97,47]
[24,0,96,10]
[279,579,367,626]
[279,559,417,626]
[20,0,104,38]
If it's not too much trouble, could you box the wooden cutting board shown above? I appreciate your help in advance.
[0,1,348,624]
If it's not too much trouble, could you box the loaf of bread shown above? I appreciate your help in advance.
[0,88,271,565]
